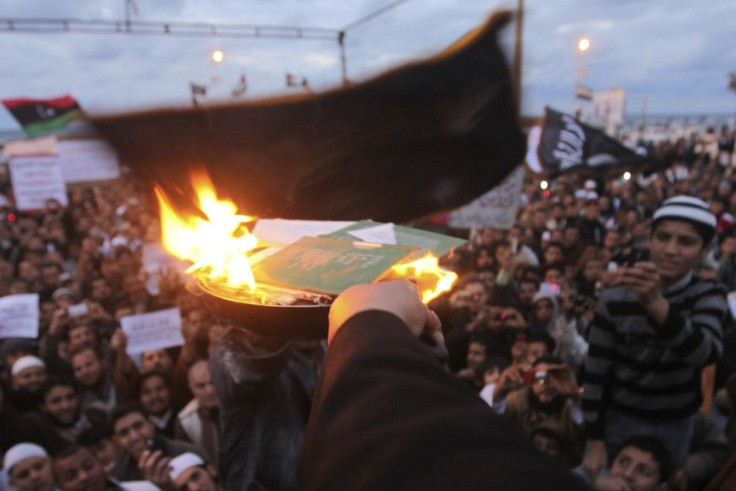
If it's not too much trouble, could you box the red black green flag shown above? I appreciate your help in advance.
[1,95,82,136]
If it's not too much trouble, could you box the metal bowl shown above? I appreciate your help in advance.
[193,281,331,339]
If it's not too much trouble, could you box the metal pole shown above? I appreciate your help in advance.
[512,0,524,118]
[338,31,347,86]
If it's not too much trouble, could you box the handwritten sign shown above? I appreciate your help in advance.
[448,166,524,229]
[120,308,185,355]
[0,294,40,339]
[9,157,69,211]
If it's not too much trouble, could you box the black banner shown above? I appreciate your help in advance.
[537,107,651,175]
[92,11,524,223]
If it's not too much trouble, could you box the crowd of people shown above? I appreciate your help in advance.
[0,124,734,490]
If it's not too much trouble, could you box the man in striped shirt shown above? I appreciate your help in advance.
[581,196,728,481]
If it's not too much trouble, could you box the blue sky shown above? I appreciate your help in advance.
[1,0,734,131]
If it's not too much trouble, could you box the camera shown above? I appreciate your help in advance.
[523,368,547,385]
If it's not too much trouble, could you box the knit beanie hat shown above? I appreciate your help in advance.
[652,196,716,245]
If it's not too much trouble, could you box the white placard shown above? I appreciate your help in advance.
[56,140,120,183]
[0,294,40,339]
[448,166,524,230]
[8,157,68,211]
[348,223,397,244]
[253,219,355,245]
[120,308,185,355]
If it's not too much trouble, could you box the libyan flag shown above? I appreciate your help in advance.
[1,95,82,136]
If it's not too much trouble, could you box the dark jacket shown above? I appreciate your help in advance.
[210,327,321,491]
[298,310,588,491]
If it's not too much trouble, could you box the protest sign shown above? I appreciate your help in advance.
[448,166,524,229]
[120,308,185,355]
[9,156,68,211]
[56,140,120,183]
[0,294,40,339]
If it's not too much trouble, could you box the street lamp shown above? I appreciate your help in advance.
[573,36,591,119]
[577,37,591,53]
[211,49,224,64]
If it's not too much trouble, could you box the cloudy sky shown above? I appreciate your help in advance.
[1,0,734,131]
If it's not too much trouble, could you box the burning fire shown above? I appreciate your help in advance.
[389,253,458,303]
[155,171,259,291]
[156,171,458,304]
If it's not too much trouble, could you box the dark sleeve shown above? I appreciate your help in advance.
[298,310,587,491]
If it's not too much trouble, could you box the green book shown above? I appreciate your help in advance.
[320,220,465,257]
[251,236,417,295]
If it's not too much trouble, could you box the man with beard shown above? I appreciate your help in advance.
[6,356,48,412]
[138,371,177,438]
[492,355,584,466]
[26,377,108,453]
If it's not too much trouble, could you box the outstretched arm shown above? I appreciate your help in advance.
[300,280,587,491]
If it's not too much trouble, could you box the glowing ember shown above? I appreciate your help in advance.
[389,252,458,303]
[155,170,259,291]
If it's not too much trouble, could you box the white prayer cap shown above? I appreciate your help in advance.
[168,452,204,481]
[584,179,597,190]
[3,443,48,472]
[111,236,129,248]
[574,189,587,199]
[11,355,46,377]
[586,191,599,200]
[653,195,716,244]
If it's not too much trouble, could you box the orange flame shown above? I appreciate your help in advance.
[155,170,259,291]
[156,171,457,304]
[390,252,458,303]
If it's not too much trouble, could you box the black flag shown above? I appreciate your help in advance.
[92,11,524,223]
[537,107,651,176]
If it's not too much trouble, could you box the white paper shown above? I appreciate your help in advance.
[253,219,355,245]
[348,222,397,244]
[56,140,120,183]
[120,308,185,355]
[0,294,40,339]
[728,292,736,320]
[9,156,69,211]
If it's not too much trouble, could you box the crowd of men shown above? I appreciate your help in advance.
[0,124,735,490]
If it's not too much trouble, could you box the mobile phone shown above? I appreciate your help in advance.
[626,248,650,266]
[607,262,618,274]
[147,435,167,455]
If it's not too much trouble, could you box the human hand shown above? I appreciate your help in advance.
[583,440,608,481]
[501,307,527,330]
[111,328,127,354]
[620,261,661,305]
[138,449,175,490]
[328,280,441,345]
[546,364,579,398]
[493,364,524,400]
